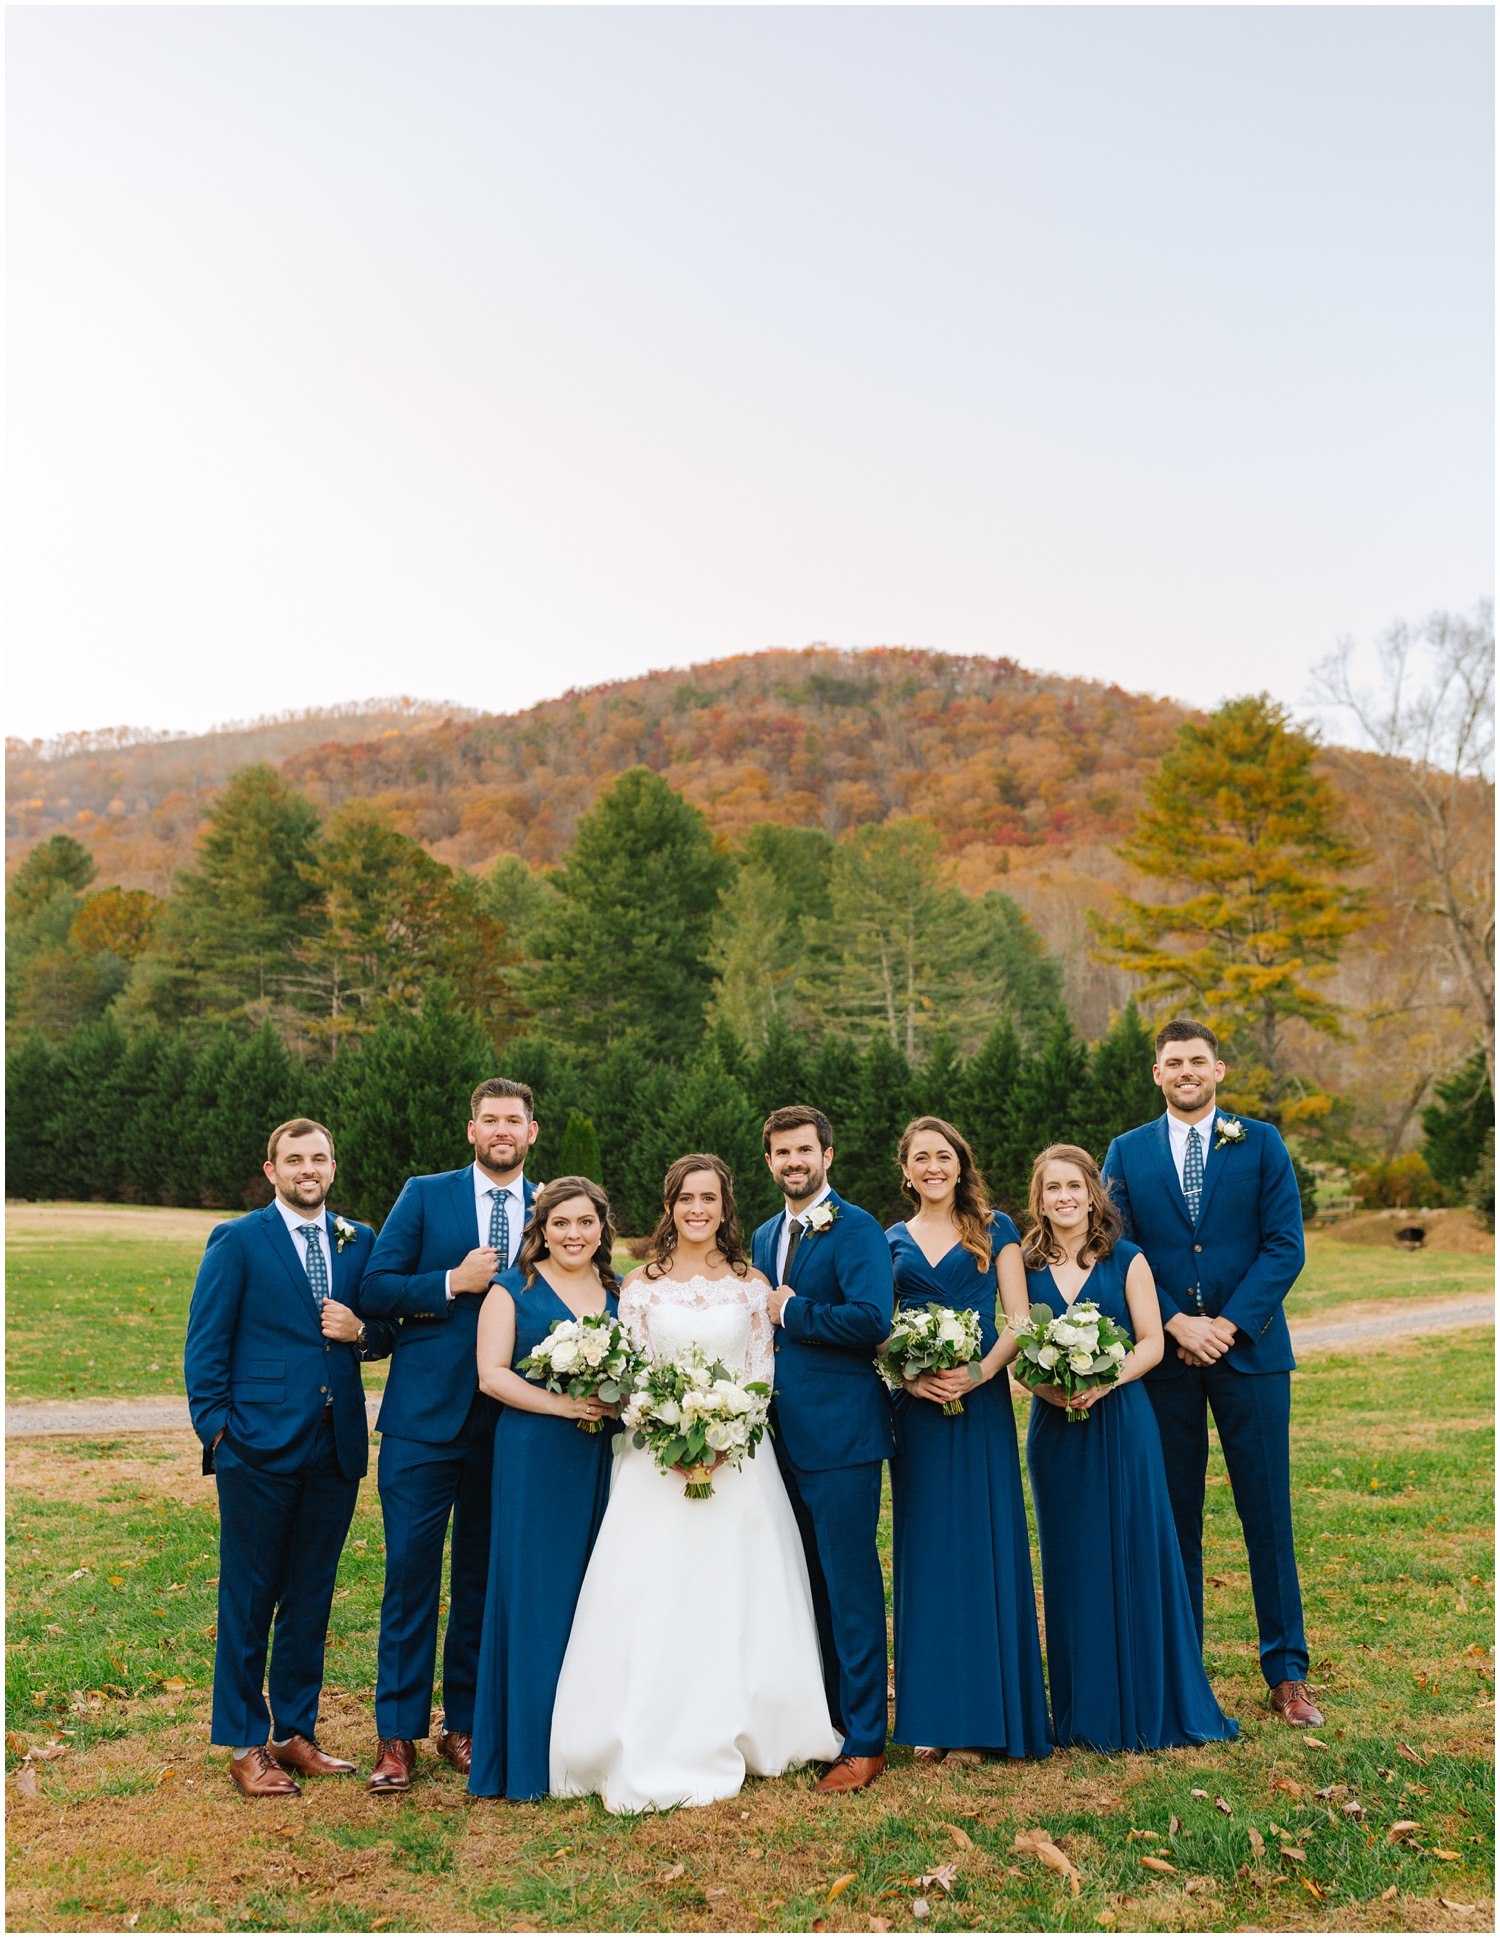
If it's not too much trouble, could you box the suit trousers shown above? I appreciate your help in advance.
[776,1449,888,1757]
[374,1392,494,1739]
[1147,1363,1309,1687]
[211,1415,359,1747]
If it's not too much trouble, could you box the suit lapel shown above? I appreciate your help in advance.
[1195,1118,1230,1226]
[450,1166,478,1255]
[328,1209,356,1305]
[787,1191,839,1291]
[262,1204,321,1321]
[1150,1116,1195,1232]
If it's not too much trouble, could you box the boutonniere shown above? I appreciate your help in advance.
[1213,1117,1245,1150]
[333,1216,357,1253]
[805,1201,841,1236]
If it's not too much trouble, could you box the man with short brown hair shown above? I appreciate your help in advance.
[360,1079,539,1791]
[185,1119,390,1797]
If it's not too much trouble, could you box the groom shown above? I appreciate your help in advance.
[1102,1018,1320,1725]
[752,1105,894,1794]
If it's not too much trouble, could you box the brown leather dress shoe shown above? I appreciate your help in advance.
[815,1753,886,1794]
[1268,1679,1325,1727]
[437,1729,473,1775]
[271,1734,356,1778]
[230,1744,302,1799]
[367,1738,417,1793]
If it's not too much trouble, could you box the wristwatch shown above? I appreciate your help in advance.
[356,1321,368,1352]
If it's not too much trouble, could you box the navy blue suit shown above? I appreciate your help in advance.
[1102,1112,1309,1687]
[360,1167,537,1741]
[751,1190,894,1757]
[184,1201,390,1747]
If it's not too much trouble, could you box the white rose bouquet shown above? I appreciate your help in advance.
[875,1302,984,1416]
[622,1346,772,1499]
[1007,1298,1133,1424]
[516,1311,640,1433]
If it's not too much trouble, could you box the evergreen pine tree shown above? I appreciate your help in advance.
[1421,1048,1495,1200]
[996,1012,1094,1212]
[954,1020,1024,1211]
[742,1016,812,1126]
[167,1030,243,1206]
[201,1025,302,1208]
[1082,1000,1161,1153]
[6,833,96,925]
[837,1036,918,1222]
[556,1111,604,1184]
[122,1033,200,1206]
[5,1036,66,1198]
[329,988,494,1225]
[47,1016,128,1199]
[652,1052,768,1231]
[99,1026,168,1201]
[914,1029,965,1125]
[527,768,730,1062]
[498,1031,591,1182]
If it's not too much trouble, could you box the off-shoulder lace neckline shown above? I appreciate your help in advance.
[629,1272,759,1294]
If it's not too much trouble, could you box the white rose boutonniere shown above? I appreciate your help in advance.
[333,1216,357,1253]
[805,1201,841,1236]
[1213,1116,1246,1150]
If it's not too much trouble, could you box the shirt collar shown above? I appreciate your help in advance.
[787,1182,834,1225]
[474,1163,523,1202]
[1167,1112,1212,1148]
[274,1195,326,1236]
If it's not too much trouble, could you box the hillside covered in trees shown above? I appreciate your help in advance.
[7,639,1493,1222]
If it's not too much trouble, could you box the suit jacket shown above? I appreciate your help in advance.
[360,1167,538,1445]
[183,1203,388,1479]
[750,1189,894,1471]
[1101,1113,1304,1379]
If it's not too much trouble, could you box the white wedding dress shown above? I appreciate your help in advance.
[549,1272,844,1812]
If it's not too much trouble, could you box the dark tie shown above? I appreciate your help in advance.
[487,1188,510,1266]
[1182,1126,1205,1224]
[782,1214,805,1280]
[297,1223,329,1311]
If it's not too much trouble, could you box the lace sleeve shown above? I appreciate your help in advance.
[618,1276,653,1357]
[744,1279,775,1386]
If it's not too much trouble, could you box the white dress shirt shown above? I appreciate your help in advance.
[445,1164,526,1300]
[774,1182,834,1314]
[274,1194,333,1290]
[1166,1111,1214,1190]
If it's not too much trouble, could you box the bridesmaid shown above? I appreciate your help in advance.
[886,1116,1052,1763]
[468,1176,622,1801]
[1019,1144,1238,1752]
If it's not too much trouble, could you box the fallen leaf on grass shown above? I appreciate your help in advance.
[704,1888,728,1901]
[1126,1830,1160,1844]
[868,1920,891,1932]
[745,1847,763,1859]
[1380,1886,1398,1901]
[1386,1820,1422,1841]
[161,1677,186,1694]
[1342,1800,1364,1818]
[1271,1777,1304,1797]
[156,1768,176,1784]
[1246,1829,1265,1857]
[1190,1787,1209,1799]
[14,1766,39,1797]
[659,1864,686,1883]
[1431,1850,1463,1861]
[1168,1815,1181,1836]
[1215,1796,1233,1816]
[1013,1828,1079,1894]
[1279,1847,1306,1863]
[1397,1742,1428,1764]
[915,1866,958,1894]
[1439,1899,1477,1913]
[1097,1916,1117,1928]
[1139,1857,1177,1875]
[1463,1643,1489,1659]
[828,1875,856,1902]
[1300,1878,1324,1902]
[940,1822,975,1850]
[1314,1783,1347,1800]
[1303,1736,1328,1749]
[912,1900,930,1920]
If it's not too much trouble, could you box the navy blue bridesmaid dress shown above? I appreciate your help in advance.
[468,1268,618,1800]
[887,1214,1052,1757]
[1025,1241,1238,1752]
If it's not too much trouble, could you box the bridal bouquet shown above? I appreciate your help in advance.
[516,1311,640,1433]
[622,1347,771,1499]
[875,1302,984,1415]
[1007,1299,1132,1424]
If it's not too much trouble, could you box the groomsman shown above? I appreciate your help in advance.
[752,1105,895,1793]
[185,1118,391,1798]
[1102,1019,1320,1725]
[359,1079,538,1793]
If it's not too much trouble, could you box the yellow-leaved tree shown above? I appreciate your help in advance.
[1091,694,1368,1119]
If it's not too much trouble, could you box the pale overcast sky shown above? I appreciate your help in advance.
[7,6,1493,742]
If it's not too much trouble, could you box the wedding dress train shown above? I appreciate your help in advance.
[549,1272,843,1812]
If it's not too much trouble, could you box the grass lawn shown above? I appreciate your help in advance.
[5,1330,1493,1933]
[4,1205,645,1404]
[1285,1236,1493,1322]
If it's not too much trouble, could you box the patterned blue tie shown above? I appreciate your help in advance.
[487,1188,511,1267]
[1182,1125,1205,1225]
[298,1223,329,1311]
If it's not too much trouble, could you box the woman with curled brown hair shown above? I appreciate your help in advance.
[469,1176,622,1801]
[1018,1144,1236,1753]
[884,1117,1051,1764]
[549,1152,842,1812]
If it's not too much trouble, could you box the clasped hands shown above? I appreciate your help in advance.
[1168,1313,1239,1366]
[903,1365,982,1407]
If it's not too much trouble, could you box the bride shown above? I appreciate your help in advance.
[549,1152,844,1812]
